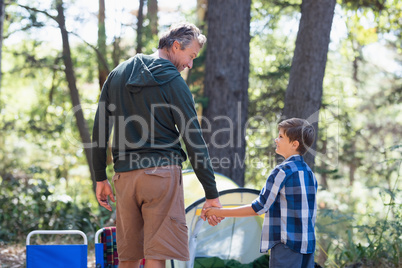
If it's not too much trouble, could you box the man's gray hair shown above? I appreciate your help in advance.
[158,22,207,50]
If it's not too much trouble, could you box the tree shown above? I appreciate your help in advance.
[147,0,158,36]
[54,0,96,194]
[196,0,207,27]
[203,0,251,186]
[282,0,336,169]
[0,0,5,99]
[136,0,144,53]
[186,0,206,85]
[97,0,108,90]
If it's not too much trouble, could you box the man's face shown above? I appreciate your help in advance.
[170,39,201,72]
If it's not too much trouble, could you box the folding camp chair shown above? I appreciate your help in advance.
[95,226,146,268]
[26,230,87,268]
[95,227,118,268]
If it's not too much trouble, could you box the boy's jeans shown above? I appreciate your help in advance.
[270,243,315,268]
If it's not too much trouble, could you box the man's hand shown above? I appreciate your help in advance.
[96,180,115,211]
[204,207,220,217]
[201,197,224,226]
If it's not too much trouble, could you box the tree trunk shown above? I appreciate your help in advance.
[112,37,121,67]
[147,0,158,35]
[97,0,114,167]
[0,0,4,170]
[185,0,207,85]
[136,0,144,53]
[196,0,207,26]
[55,0,97,195]
[282,0,336,169]
[203,0,250,186]
[0,0,5,100]
[97,0,108,90]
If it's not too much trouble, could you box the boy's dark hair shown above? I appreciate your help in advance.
[278,118,315,155]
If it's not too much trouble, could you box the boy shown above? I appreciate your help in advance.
[205,118,317,268]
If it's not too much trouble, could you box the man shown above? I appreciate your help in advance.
[91,22,222,268]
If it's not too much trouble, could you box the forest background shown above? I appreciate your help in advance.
[0,0,400,267]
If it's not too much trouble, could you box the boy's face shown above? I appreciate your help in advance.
[275,128,299,159]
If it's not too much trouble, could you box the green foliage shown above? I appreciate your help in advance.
[0,1,401,267]
[0,4,103,247]
[0,175,98,244]
[188,44,207,109]
[340,0,386,13]
[316,193,401,267]
[315,155,401,267]
[141,30,159,55]
[245,0,299,188]
[194,254,269,267]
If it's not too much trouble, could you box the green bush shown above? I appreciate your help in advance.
[0,175,97,244]
[316,196,401,267]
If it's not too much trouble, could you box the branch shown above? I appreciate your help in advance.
[271,0,300,9]
[4,24,45,39]
[69,31,110,74]
[15,3,57,21]
[9,2,110,73]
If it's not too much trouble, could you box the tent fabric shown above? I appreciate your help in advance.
[170,188,267,268]
[182,169,239,206]
[189,216,264,263]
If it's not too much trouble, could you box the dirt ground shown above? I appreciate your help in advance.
[0,244,97,268]
[0,245,25,268]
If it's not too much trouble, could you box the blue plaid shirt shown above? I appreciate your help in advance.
[251,155,317,254]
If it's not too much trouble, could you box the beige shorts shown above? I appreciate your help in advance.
[113,165,189,261]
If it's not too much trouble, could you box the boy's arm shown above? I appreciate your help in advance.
[205,204,257,218]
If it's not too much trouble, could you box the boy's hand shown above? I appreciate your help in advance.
[201,198,224,226]
[205,207,219,217]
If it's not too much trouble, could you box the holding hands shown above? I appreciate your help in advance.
[204,207,221,217]
[200,198,225,226]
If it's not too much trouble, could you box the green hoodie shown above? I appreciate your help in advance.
[91,54,218,199]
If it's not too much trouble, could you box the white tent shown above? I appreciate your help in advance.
[182,169,239,206]
[169,188,267,268]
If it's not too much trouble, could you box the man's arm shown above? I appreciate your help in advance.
[167,78,223,225]
[92,74,115,211]
[168,78,219,199]
[92,76,113,182]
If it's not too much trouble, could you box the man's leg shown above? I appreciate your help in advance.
[141,166,189,262]
[114,172,145,264]
[119,260,141,268]
[144,259,165,268]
